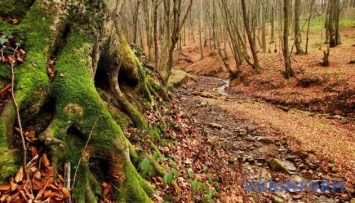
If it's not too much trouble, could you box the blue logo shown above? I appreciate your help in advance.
[242,181,344,193]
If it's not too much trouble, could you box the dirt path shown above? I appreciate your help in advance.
[176,76,354,203]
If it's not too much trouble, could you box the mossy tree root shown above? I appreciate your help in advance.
[0,0,171,202]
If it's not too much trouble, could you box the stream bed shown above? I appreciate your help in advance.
[177,76,348,203]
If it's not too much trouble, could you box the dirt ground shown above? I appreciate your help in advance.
[170,76,353,202]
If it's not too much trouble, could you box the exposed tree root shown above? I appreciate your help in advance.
[0,0,175,202]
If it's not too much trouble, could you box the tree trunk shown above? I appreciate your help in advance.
[143,0,153,61]
[270,3,275,44]
[0,0,169,202]
[283,0,294,78]
[199,0,204,59]
[328,0,336,47]
[334,0,341,45]
[164,0,193,83]
[241,0,261,72]
[305,0,316,54]
[152,0,159,68]
[294,0,304,54]
[132,0,141,44]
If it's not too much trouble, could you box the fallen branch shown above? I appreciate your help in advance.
[10,62,33,195]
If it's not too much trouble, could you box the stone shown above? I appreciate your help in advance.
[209,123,223,129]
[292,195,302,200]
[268,158,292,175]
[238,128,247,135]
[272,196,284,203]
[257,136,274,143]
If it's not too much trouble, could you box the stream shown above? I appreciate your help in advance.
[177,76,346,203]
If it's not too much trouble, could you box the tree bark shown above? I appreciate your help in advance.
[283,0,294,78]
[305,0,316,54]
[294,0,304,54]
[163,0,193,83]
[152,0,159,69]
[132,0,142,44]
[241,0,261,72]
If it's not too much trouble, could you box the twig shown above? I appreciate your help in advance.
[10,62,33,194]
[10,63,27,170]
[64,161,72,203]
[72,115,104,188]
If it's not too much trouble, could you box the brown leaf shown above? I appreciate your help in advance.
[47,183,58,191]
[0,183,11,191]
[1,56,8,63]
[26,130,36,138]
[30,146,38,157]
[16,53,23,62]
[8,54,16,65]
[57,174,64,183]
[14,166,24,183]
[32,178,43,191]
[41,153,50,166]
[18,190,28,201]
[19,49,26,55]
[101,182,111,197]
[10,181,18,191]
[42,190,54,199]
[61,187,70,199]
[33,169,41,180]
[35,189,44,200]
[14,127,21,133]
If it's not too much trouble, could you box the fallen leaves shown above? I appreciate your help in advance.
[0,127,71,202]
[46,56,57,82]
[4,17,20,25]
[0,83,11,111]
[0,31,26,66]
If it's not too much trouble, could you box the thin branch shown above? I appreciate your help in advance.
[10,62,33,194]
[72,115,104,188]
[10,63,27,173]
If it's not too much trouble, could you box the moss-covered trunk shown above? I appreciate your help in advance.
[0,0,167,202]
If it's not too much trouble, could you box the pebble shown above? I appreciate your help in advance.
[257,136,274,143]
[292,195,302,200]
[239,129,247,135]
[286,155,296,161]
[209,123,223,129]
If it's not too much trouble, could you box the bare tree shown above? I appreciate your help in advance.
[327,0,341,47]
[283,0,294,78]
[294,0,304,54]
[131,0,142,44]
[241,0,261,72]
[305,0,316,54]
[164,0,194,83]
[143,0,153,60]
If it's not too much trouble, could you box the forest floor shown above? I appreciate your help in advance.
[168,16,355,202]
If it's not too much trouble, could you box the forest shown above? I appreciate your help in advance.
[0,0,354,202]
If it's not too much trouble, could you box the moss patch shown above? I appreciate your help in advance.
[0,121,20,182]
[0,0,34,19]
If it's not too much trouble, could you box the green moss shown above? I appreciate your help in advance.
[116,162,154,203]
[116,27,153,103]
[0,121,20,182]
[71,164,90,202]
[88,172,103,199]
[148,77,170,101]
[0,0,33,19]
